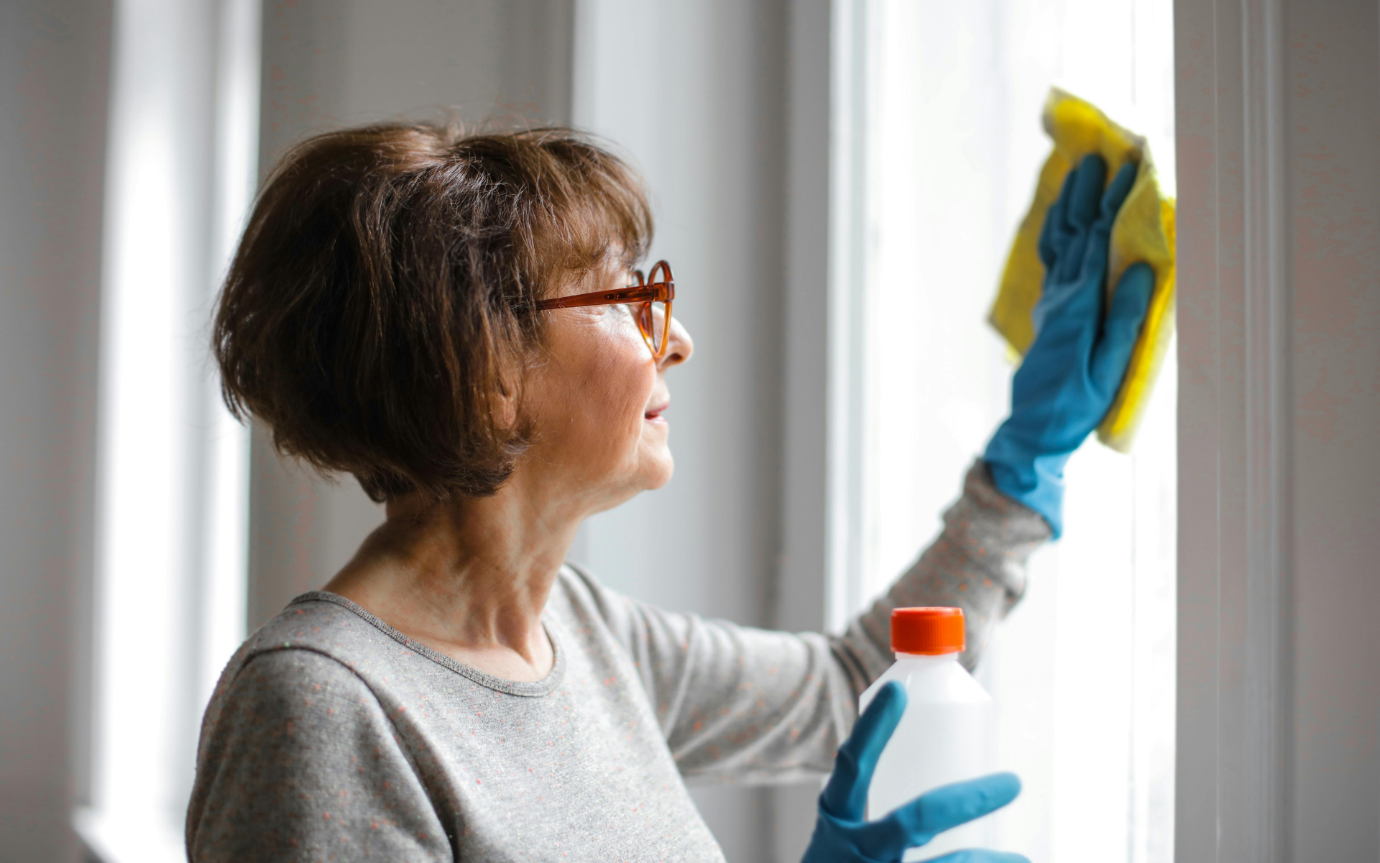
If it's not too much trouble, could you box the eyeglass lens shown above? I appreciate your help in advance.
[639,301,669,356]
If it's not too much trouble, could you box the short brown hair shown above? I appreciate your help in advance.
[213,122,653,501]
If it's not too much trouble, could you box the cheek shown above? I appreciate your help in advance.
[584,342,653,433]
[536,321,654,460]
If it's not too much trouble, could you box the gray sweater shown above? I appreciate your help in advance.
[186,462,1047,861]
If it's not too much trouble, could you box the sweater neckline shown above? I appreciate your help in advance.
[289,590,567,698]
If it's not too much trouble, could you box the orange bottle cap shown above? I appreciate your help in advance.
[890,607,965,655]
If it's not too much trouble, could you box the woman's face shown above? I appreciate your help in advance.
[518,258,693,514]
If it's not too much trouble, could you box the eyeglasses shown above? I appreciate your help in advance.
[535,260,676,359]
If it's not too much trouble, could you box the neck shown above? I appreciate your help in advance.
[323,467,586,681]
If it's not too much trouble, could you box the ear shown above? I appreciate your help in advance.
[494,380,519,430]
[493,350,537,434]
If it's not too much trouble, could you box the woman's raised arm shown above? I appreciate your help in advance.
[560,459,1049,785]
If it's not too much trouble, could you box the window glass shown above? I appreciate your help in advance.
[855,2,1175,859]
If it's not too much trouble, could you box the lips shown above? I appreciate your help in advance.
[644,399,669,420]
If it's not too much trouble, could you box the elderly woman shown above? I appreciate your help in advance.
[188,124,1150,862]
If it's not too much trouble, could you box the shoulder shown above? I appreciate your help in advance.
[548,562,687,667]
[188,620,449,861]
[549,562,702,670]
[244,591,389,658]
[551,559,605,609]
[198,596,399,754]
[224,644,370,711]
[237,591,429,688]
[199,633,386,760]
[548,561,648,640]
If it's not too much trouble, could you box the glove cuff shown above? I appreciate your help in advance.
[981,437,1068,539]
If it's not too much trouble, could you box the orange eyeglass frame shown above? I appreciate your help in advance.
[535,260,676,359]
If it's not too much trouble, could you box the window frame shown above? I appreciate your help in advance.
[775,0,1302,858]
[74,1,259,860]
[1173,0,1294,855]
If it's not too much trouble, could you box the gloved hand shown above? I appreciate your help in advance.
[984,154,1156,538]
[802,681,1027,863]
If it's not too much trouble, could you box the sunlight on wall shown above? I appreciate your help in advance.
[856,1,1176,860]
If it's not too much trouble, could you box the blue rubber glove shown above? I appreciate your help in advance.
[802,682,1027,863]
[983,154,1156,538]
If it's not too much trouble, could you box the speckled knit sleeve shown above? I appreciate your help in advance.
[573,459,1049,783]
[186,648,451,862]
[831,459,1052,688]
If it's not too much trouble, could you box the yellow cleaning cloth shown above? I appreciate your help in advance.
[989,88,1176,452]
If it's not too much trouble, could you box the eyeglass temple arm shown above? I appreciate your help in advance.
[535,283,673,311]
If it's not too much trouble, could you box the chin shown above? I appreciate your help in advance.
[641,451,675,490]
[592,455,673,515]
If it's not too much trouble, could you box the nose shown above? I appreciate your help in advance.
[657,315,693,370]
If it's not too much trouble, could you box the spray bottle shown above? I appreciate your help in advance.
[858,607,994,861]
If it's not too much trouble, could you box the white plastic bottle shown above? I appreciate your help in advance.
[858,607,994,861]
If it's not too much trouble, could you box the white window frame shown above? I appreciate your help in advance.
[74,1,259,861]
[777,0,1299,860]
[1172,0,1292,858]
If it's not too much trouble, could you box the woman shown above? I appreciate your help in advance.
[188,123,1151,861]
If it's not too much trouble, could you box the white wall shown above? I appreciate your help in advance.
[0,3,110,861]
[568,2,790,859]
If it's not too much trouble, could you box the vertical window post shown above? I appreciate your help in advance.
[76,1,257,860]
